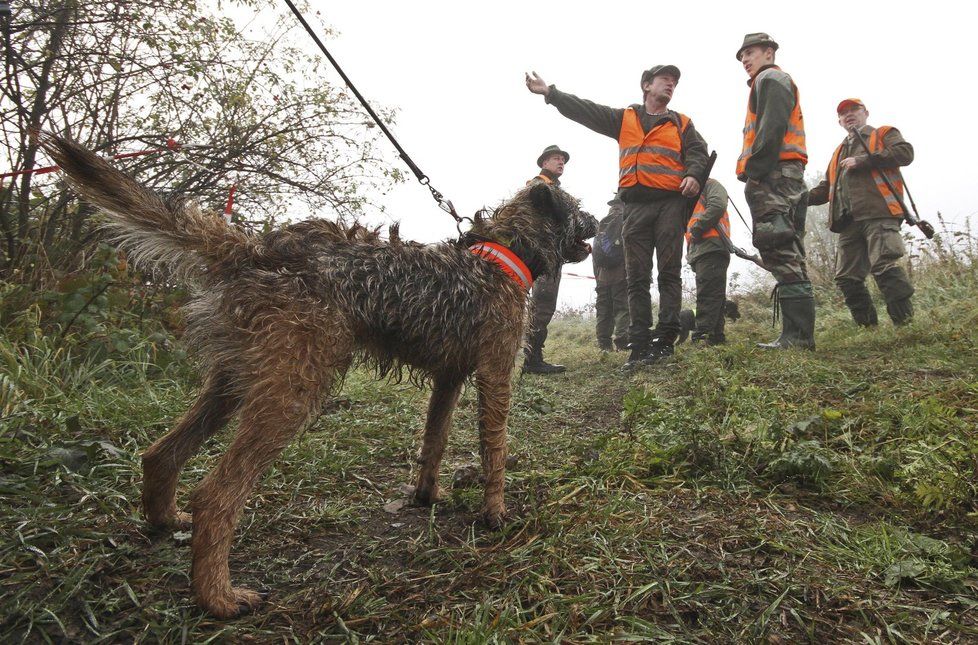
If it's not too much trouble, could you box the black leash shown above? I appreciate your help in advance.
[281,0,465,228]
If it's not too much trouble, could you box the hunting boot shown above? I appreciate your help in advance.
[837,279,878,327]
[598,339,614,352]
[885,296,914,326]
[523,345,566,375]
[621,339,650,372]
[644,331,677,364]
[758,283,816,350]
[876,268,915,326]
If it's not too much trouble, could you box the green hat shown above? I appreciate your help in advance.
[736,32,779,61]
[536,145,570,168]
[640,64,681,87]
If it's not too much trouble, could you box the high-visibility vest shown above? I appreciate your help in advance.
[736,66,807,176]
[826,126,905,217]
[685,193,731,245]
[618,108,691,191]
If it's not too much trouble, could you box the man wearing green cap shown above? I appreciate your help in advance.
[735,33,814,350]
[808,99,915,326]
[524,65,709,369]
[523,144,571,374]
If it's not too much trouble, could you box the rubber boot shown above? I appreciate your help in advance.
[838,280,878,327]
[758,283,816,350]
[885,296,914,326]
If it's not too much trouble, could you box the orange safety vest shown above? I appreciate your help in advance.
[736,66,807,177]
[618,108,691,191]
[527,174,554,185]
[826,126,905,217]
[685,193,731,245]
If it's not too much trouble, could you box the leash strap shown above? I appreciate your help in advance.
[281,0,461,223]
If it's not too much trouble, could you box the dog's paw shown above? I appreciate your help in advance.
[480,505,508,530]
[200,586,267,619]
[413,485,442,506]
[146,510,193,534]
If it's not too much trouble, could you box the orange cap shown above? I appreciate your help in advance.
[836,98,866,114]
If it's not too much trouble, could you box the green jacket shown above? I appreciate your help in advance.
[545,86,709,203]
[740,65,800,181]
[808,125,914,226]
[687,178,730,264]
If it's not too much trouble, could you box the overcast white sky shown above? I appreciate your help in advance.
[267,1,977,307]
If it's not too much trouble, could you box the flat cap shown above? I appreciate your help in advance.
[640,64,681,87]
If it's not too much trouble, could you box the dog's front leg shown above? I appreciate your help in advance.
[475,367,513,529]
[415,378,464,506]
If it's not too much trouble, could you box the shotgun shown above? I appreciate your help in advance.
[721,195,767,270]
[847,127,935,239]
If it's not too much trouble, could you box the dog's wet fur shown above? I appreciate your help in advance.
[40,133,596,618]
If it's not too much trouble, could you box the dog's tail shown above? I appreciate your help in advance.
[38,132,254,279]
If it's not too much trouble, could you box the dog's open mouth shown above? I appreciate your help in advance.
[565,238,592,263]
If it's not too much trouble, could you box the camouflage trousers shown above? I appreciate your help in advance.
[622,195,686,346]
[744,161,809,285]
[594,264,629,349]
[526,271,561,353]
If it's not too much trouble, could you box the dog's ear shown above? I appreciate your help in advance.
[527,183,555,214]
[528,183,569,226]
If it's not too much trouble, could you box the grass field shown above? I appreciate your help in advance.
[2,262,978,642]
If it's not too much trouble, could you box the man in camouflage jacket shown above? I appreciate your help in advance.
[808,99,915,326]
[735,33,815,350]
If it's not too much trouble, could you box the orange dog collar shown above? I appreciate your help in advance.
[469,242,534,290]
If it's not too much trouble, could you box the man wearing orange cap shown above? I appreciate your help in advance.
[524,65,709,369]
[735,33,814,350]
[808,99,915,325]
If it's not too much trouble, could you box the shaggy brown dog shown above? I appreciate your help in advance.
[40,134,596,618]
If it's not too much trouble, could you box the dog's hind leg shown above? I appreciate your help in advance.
[188,329,351,618]
[475,347,518,529]
[142,370,240,530]
[414,377,464,506]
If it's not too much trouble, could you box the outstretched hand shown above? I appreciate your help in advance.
[525,71,550,96]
